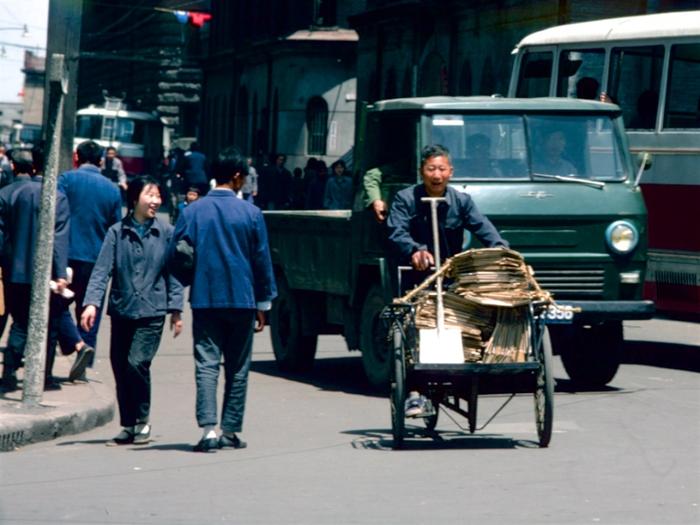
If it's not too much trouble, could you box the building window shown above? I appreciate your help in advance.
[306,96,328,155]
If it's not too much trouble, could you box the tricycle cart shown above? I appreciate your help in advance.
[382,297,555,449]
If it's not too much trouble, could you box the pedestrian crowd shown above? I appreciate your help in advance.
[166,145,354,213]
[0,141,276,452]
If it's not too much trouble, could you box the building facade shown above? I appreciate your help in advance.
[76,0,209,140]
[203,1,364,169]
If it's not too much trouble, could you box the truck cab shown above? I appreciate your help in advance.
[265,96,653,387]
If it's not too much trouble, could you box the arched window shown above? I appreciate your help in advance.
[385,67,397,99]
[235,87,249,152]
[419,52,448,96]
[459,59,472,96]
[306,96,328,155]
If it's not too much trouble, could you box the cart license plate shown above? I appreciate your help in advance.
[543,305,575,324]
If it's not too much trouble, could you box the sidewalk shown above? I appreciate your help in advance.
[0,351,114,452]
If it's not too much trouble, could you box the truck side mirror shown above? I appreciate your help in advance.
[637,151,653,171]
[634,152,652,187]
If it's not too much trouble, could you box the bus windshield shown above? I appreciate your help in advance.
[428,114,628,181]
[75,115,146,144]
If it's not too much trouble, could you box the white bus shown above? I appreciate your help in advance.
[509,10,700,317]
[74,99,169,179]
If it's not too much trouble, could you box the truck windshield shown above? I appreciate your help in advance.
[428,114,629,181]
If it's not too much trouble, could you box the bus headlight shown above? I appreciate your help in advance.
[606,220,638,255]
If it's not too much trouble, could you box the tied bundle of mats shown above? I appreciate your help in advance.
[398,248,552,363]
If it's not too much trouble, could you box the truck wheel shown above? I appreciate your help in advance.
[360,285,391,388]
[270,276,317,371]
[558,321,622,387]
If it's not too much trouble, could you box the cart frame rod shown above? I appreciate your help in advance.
[440,393,517,432]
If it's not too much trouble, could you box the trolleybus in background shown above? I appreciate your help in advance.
[508,10,700,317]
[73,97,168,180]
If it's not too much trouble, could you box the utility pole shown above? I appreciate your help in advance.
[22,54,68,407]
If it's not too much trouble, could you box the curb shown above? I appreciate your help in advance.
[0,380,114,452]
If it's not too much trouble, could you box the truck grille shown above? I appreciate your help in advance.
[531,267,605,299]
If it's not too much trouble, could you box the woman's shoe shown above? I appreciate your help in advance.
[132,424,151,445]
[106,428,135,446]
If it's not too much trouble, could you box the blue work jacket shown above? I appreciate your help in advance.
[387,184,508,263]
[170,188,277,310]
[84,216,183,319]
[0,176,70,283]
[58,164,121,263]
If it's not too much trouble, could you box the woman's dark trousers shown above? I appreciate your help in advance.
[110,316,165,427]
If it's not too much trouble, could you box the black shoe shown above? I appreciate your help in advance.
[0,375,18,393]
[44,379,62,391]
[69,346,94,382]
[219,434,247,450]
[106,428,135,446]
[193,437,219,453]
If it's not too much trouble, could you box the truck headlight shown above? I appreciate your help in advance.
[606,220,638,255]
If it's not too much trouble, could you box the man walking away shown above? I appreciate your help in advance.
[0,149,70,391]
[181,142,208,196]
[170,147,277,452]
[58,140,122,381]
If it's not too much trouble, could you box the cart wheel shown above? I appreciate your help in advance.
[390,324,406,450]
[468,383,478,434]
[534,327,554,447]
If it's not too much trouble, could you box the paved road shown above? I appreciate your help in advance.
[0,314,697,524]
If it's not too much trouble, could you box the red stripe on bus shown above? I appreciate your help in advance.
[121,156,146,176]
[644,282,700,315]
[641,183,700,253]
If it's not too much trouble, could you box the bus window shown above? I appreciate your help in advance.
[664,43,700,129]
[556,49,605,99]
[114,118,144,144]
[608,45,664,130]
[75,115,102,139]
[516,51,552,97]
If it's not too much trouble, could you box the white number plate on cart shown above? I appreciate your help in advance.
[543,305,575,324]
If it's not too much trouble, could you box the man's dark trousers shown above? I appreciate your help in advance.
[109,315,165,427]
[192,308,255,433]
[3,282,60,384]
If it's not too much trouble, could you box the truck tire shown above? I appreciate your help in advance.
[270,276,317,371]
[360,285,391,388]
[557,321,622,387]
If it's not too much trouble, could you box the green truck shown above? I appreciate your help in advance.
[264,96,654,387]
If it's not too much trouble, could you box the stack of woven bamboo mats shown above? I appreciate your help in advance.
[400,248,551,364]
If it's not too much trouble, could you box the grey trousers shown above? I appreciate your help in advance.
[192,308,255,433]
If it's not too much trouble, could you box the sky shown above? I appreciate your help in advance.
[0,0,49,103]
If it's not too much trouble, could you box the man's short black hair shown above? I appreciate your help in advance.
[212,147,247,185]
[421,144,451,165]
[8,148,34,175]
[127,176,161,212]
[76,140,103,166]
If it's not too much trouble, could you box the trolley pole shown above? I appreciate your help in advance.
[22,54,68,407]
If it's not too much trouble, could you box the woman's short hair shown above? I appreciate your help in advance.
[126,176,161,211]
